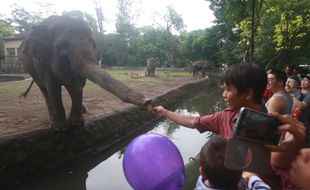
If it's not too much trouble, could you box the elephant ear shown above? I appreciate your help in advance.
[23,25,51,63]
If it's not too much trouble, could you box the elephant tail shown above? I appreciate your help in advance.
[20,80,35,98]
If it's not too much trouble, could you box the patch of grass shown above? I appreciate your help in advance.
[0,80,30,93]
[84,69,165,91]
[0,69,191,93]
[157,70,191,77]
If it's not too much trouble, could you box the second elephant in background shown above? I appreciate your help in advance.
[145,57,157,77]
[191,60,217,77]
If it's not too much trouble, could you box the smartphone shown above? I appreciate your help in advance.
[234,107,281,145]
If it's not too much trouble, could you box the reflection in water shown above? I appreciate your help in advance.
[10,84,225,190]
[11,169,88,190]
[180,85,226,115]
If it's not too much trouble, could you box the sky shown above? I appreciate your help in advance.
[0,0,216,33]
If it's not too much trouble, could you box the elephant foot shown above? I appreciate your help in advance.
[67,115,84,128]
[49,120,68,131]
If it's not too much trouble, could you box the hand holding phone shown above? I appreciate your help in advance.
[265,112,307,151]
[235,107,281,145]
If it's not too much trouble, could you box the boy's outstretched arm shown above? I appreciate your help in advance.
[152,106,196,128]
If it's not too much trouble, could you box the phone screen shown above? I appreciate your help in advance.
[235,107,281,145]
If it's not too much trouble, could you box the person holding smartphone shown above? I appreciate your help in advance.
[266,113,307,189]
[152,62,267,139]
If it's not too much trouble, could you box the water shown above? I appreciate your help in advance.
[11,85,226,190]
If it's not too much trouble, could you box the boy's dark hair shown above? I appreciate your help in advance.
[221,63,267,104]
[269,69,287,86]
[199,135,242,189]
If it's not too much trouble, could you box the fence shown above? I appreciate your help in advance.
[0,56,23,73]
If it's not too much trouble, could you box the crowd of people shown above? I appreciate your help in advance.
[150,63,310,189]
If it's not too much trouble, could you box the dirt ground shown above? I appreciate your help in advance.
[0,71,193,138]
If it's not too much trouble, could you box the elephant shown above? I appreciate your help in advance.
[145,57,157,77]
[19,15,151,131]
[191,60,217,77]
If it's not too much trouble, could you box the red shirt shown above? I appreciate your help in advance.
[263,88,273,99]
[194,108,239,139]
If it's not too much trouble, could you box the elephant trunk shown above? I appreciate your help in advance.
[68,40,151,107]
[81,64,151,107]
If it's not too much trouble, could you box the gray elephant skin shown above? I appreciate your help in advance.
[19,15,150,131]
[191,60,217,77]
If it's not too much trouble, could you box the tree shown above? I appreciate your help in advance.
[128,26,167,67]
[185,26,222,65]
[159,6,185,67]
[62,10,98,33]
[7,3,56,33]
[32,2,57,21]
[206,0,251,65]
[271,0,310,66]
[115,0,138,66]
[8,4,39,32]
[96,33,118,66]
[0,20,15,61]
[207,0,310,68]
[163,6,185,35]
[93,0,105,33]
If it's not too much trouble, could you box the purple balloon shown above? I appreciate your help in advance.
[123,133,185,190]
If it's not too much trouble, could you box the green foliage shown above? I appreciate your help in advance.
[114,0,138,66]
[272,1,310,53]
[8,4,43,32]
[62,10,99,33]
[0,80,29,92]
[115,0,136,36]
[164,6,185,33]
[0,20,14,61]
[1,1,309,70]
[206,0,310,68]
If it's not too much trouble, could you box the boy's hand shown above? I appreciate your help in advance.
[151,106,167,116]
[242,171,257,181]
[146,103,154,111]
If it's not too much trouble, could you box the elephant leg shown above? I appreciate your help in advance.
[45,79,67,131]
[29,59,66,130]
[30,71,67,130]
[23,57,53,124]
[65,84,84,127]
[202,71,206,77]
